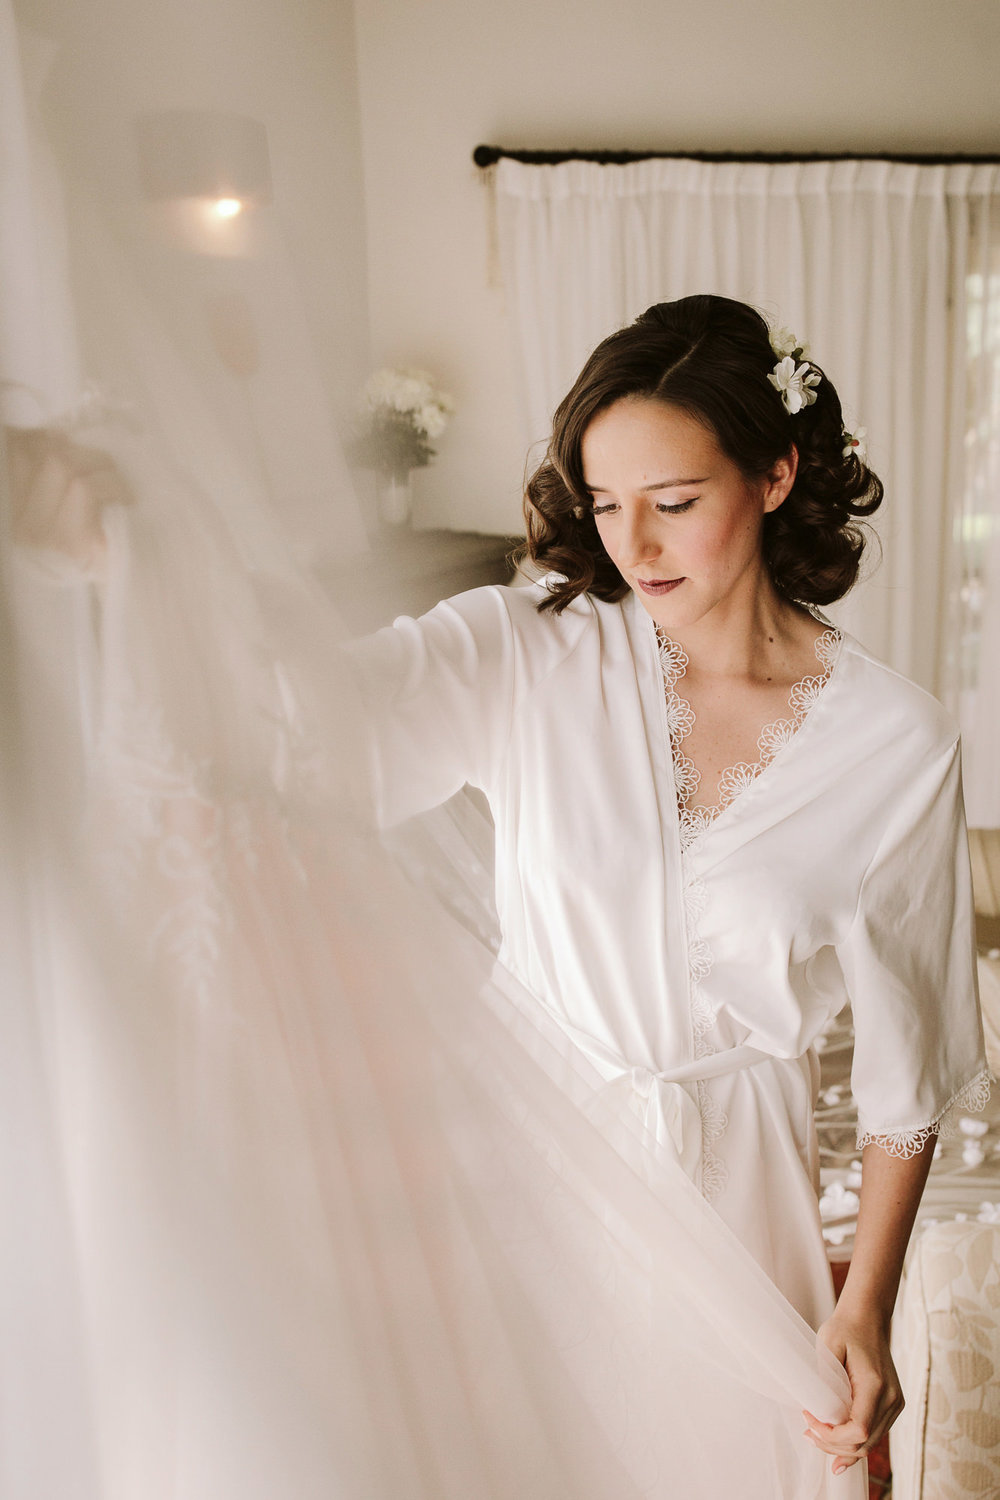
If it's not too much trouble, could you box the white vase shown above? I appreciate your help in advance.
[376,470,413,528]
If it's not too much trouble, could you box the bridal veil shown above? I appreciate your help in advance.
[1,4,861,1495]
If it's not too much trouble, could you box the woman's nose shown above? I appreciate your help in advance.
[617,512,662,569]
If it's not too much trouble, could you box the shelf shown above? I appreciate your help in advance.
[324,528,518,632]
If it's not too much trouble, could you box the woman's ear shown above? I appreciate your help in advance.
[762,446,798,513]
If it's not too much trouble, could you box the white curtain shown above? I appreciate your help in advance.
[493,156,1000,716]
[956,200,1000,826]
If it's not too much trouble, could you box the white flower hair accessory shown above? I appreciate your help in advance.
[766,325,821,415]
[768,355,821,415]
[768,326,809,361]
[842,426,868,462]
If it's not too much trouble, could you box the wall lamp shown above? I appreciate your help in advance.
[136,110,272,255]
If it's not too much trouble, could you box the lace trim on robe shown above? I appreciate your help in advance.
[657,625,841,854]
[856,1068,994,1157]
[655,624,842,1202]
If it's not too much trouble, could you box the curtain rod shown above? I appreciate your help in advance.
[473,145,1000,168]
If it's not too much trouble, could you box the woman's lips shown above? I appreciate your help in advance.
[635,577,684,596]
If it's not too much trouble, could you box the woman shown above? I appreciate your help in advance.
[350,294,990,1484]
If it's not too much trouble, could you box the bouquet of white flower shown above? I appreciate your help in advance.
[351,367,455,479]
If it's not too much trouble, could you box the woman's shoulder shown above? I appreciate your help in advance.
[347,575,606,692]
[435,574,604,648]
[834,629,960,759]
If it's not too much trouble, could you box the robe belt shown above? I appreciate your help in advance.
[530,994,773,1180]
[616,1046,776,1179]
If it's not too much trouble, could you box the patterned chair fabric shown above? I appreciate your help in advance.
[890,1221,1000,1498]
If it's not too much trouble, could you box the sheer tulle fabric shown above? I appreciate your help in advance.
[6,469,859,1499]
[1,6,862,1496]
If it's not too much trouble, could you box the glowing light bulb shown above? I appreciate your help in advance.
[212,197,243,219]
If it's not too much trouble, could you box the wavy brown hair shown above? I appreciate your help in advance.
[518,295,883,613]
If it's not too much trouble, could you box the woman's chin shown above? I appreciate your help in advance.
[630,577,696,628]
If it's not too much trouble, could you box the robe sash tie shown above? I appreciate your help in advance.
[488,963,776,1182]
[596,1044,773,1180]
[519,986,773,1180]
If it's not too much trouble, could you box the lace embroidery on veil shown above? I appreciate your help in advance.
[655,625,843,1199]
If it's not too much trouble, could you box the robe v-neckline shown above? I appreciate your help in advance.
[650,616,844,852]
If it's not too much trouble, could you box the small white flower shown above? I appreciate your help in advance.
[842,426,868,462]
[361,369,400,409]
[362,367,447,416]
[959,1117,989,1138]
[391,375,430,414]
[769,326,799,359]
[977,1201,1000,1223]
[415,402,448,439]
[767,356,821,415]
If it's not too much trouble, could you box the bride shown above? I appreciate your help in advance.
[347,293,991,1487]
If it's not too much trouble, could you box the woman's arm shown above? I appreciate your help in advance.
[802,1135,936,1476]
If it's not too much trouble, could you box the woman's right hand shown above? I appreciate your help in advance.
[5,426,132,571]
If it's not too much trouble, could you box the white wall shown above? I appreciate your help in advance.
[19,0,371,431]
[353,0,1000,534]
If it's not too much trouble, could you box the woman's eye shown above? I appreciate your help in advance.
[588,497,698,517]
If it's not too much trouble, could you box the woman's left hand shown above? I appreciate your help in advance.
[802,1309,904,1476]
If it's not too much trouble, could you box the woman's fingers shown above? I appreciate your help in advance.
[802,1428,861,1475]
[803,1402,873,1454]
[807,1312,906,1473]
[802,1381,904,1466]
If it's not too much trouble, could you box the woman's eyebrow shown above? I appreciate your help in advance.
[585,476,710,493]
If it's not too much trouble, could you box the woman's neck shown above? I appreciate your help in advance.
[652,577,822,687]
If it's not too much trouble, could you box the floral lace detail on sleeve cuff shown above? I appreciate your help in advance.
[855,1068,994,1158]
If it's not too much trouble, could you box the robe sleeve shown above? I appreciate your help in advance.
[343,586,517,827]
[837,734,992,1156]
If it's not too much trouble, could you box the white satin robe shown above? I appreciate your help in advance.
[349,578,989,1329]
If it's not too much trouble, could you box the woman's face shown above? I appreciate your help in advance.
[579,397,795,631]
